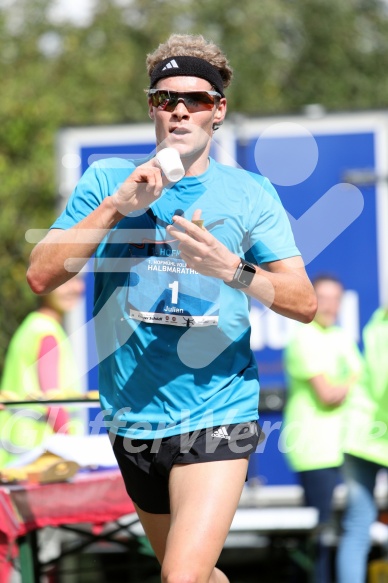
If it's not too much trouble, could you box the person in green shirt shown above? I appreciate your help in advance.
[282,274,362,583]
[0,277,85,468]
[336,307,388,583]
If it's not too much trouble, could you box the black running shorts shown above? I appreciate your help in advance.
[110,421,262,514]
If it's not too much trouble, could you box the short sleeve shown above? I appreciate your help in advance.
[245,176,300,265]
[51,163,108,230]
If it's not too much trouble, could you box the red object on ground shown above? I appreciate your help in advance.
[0,470,135,583]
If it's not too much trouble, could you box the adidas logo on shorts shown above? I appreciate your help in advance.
[211,426,230,440]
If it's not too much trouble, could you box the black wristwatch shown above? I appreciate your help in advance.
[224,259,256,289]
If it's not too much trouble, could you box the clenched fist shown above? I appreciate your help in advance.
[111,159,165,216]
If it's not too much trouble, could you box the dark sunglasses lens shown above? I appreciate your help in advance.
[151,91,217,111]
[151,91,172,109]
[190,92,215,105]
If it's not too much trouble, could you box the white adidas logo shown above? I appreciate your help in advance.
[211,426,230,440]
[162,59,179,70]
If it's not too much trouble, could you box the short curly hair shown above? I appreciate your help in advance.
[146,34,233,91]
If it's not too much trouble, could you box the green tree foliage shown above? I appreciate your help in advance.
[1,0,388,371]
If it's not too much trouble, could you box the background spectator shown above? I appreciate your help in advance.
[281,274,362,583]
[337,306,388,583]
[0,276,85,468]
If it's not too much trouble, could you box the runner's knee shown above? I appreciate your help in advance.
[161,566,203,583]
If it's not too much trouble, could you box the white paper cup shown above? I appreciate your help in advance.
[156,148,185,182]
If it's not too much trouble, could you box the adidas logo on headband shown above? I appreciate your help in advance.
[150,56,225,97]
[162,59,179,70]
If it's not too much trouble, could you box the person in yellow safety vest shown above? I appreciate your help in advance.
[337,307,388,583]
[0,276,85,468]
[282,274,363,583]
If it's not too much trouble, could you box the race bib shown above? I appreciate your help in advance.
[128,256,221,327]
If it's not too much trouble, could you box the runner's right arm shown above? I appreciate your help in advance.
[27,163,163,295]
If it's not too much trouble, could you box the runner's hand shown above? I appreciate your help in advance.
[167,209,239,281]
[111,159,165,216]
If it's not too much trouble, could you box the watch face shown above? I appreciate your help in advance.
[240,271,253,286]
[238,263,256,287]
[224,260,256,289]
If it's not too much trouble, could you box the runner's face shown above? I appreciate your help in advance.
[148,76,226,160]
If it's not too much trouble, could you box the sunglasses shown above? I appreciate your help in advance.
[148,89,221,112]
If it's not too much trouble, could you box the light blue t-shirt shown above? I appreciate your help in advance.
[52,156,300,438]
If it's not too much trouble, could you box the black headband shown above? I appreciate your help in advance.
[149,56,225,97]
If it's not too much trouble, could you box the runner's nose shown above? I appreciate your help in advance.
[172,100,190,118]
